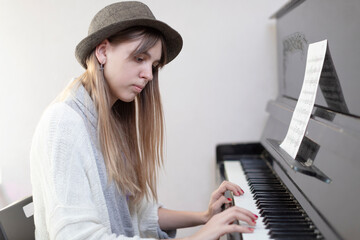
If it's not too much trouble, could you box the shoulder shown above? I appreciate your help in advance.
[40,102,83,126]
[35,102,88,140]
[32,102,91,157]
[31,102,95,170]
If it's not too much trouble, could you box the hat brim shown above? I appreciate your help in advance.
[75,18,183,69]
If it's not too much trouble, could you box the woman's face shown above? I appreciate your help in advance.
[103,38,162,104]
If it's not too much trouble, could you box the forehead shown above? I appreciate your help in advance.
[145,40,162,60]
[123,38,162,60]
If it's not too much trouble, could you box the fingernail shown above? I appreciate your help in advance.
[254,214,258,219]
[252,220,256,224]
[241,189,245,194]
[248,227,254,232]
[227,198,232,201]
[237,191,241,195]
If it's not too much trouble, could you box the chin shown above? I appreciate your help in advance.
[118,95,136,103]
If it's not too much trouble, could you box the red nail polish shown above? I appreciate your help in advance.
[241,189,245,194]
[248,227,254,232]
[252,220,256,224]
[254,214,258,219]
[227,198,232,201]
[237,191,241,195]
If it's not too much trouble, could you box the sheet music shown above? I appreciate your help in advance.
[280,40,328,159]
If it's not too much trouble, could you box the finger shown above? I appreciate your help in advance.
[234,206,258,221]
[232,206,258,222]
[212,181,240,200]
[211,195,230,213]
[225,224,255,234]
[218,181,244,197]
[222,207,256,226]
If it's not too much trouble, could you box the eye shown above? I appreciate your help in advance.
[135,56,144,63]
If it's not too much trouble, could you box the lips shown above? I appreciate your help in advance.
[133,84,144,93]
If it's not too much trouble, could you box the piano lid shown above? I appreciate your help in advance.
[275,0,360,118]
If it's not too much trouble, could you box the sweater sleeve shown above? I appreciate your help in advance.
[31,103,156,240]
[137,200,176,239]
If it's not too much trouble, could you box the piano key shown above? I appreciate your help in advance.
[257,203,298,209]
[224,161,270,240]
[223,160,322,240]
[270,231,318,239]
[260,210,304,217]
[264,216,309,223]
[266,222,312,229]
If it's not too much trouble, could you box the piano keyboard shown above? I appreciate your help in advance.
[224,158,323,240]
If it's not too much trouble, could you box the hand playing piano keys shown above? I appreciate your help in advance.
[186,181,258,240]
[204,180,247,221]
[190,206,257,240]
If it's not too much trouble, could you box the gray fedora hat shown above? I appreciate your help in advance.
[75,1,183,69]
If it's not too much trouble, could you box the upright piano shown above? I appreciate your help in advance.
[216,1,360,239]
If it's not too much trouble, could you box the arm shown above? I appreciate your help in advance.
[158,181,247,231]
[158,181,258,240]
[158,207,257,240]
[184,206,257,240]
[158,208,207,231]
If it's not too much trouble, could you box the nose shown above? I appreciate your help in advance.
[140,65,153,82]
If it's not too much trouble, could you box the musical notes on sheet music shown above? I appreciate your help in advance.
[280,40,328,159]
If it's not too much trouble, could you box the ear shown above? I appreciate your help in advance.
[95,39,109,65]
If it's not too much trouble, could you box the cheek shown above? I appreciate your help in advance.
[104,62,123,85]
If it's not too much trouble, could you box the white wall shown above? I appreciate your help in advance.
[0,0,287,237]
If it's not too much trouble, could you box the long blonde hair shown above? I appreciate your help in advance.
[67,27,167,203]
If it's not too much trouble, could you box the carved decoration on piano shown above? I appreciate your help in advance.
[282,32,308,93]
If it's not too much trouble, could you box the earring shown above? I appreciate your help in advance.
[100,63,104,71]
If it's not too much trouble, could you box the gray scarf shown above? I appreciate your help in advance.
[65,84,134,237]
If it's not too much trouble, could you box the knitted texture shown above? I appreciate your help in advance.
[30,84,170,239]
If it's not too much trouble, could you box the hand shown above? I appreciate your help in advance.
[204,181,245,222]
[189,206,257,240]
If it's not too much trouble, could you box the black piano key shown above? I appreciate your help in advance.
[271,237,319,240]
[256,199,295,203]
[254,193,291,198]
[264,216,309,222]
[260,209,304,216]
[266,222,312,229]
[252,189,287,194]
[233,157,323,240]
[257,204,298,209]
[256,201,296,206]
[244,167,271,171]
[251,185,285,189]
[254,195,292,200]
[265,218,310,224]
[251,184,283,188]
[246,173,276,177]
[270,232,318,239]
[269,227,315,233]
[248,180,280,184]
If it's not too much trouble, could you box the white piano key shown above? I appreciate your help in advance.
[224,161,270,240]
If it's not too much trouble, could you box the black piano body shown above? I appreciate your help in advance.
[216,1,360,239]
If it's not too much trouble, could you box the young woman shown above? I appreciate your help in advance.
[30,1,257,239]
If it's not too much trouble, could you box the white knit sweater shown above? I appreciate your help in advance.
[30,102,162,240]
